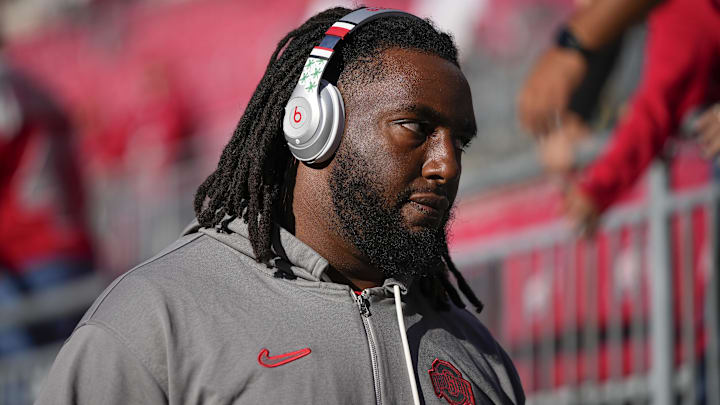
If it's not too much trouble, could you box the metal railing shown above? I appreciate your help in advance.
[0,275,104,405]
[455,161,720,405]
[0,344,62,405]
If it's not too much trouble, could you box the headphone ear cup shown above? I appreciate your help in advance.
[312,80,345,164]
[284,80,345,164]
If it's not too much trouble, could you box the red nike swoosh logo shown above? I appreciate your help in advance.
[257,347,311,368]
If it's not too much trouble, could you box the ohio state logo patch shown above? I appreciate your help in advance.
[428,358,475,405]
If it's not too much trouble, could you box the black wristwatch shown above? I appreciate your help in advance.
[555,25,595,60]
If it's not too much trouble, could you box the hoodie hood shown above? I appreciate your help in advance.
[183,217,330,283]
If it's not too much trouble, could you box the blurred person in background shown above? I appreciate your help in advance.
[695,103,720,160]
[36,7,524,404]
[0,36,94,356]
[517,0,720,234]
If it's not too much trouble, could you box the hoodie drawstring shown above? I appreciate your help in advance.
[393,285,420,405]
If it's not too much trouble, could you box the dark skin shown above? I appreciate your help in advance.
[293,48,476,290]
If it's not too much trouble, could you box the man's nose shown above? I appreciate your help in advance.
[421,131,460,184]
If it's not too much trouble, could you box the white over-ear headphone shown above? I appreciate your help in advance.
[282,7,418,164]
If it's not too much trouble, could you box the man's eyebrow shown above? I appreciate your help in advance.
[391,104,477,137]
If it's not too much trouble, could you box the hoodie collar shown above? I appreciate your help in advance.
[272,224,330,281]
[377,277,411,298]
[272,224,413,295]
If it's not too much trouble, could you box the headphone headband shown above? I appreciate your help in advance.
[297,8,415,99]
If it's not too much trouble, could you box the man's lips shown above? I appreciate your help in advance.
[408,193,450,217]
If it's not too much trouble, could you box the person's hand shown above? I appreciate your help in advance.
[697,104,720,158]
[517,47,587,136]
[538,112,590,175]
[563,183,600,237]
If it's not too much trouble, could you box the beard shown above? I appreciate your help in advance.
[328,142,452,281]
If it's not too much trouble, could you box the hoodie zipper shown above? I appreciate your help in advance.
[356,290,382,405]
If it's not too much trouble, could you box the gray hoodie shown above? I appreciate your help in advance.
[36,219,524,404]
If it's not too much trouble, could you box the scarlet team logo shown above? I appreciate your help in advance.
[428,358,475,405]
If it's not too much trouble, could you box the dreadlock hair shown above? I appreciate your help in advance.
[194,6,483,313]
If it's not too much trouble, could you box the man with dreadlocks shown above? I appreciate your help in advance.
[38,7,524,405]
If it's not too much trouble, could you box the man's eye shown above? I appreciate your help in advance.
[400,121,423,134]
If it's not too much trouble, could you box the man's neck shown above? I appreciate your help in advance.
[293,215,384,290]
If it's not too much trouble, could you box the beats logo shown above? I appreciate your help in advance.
[289,103,307,129]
